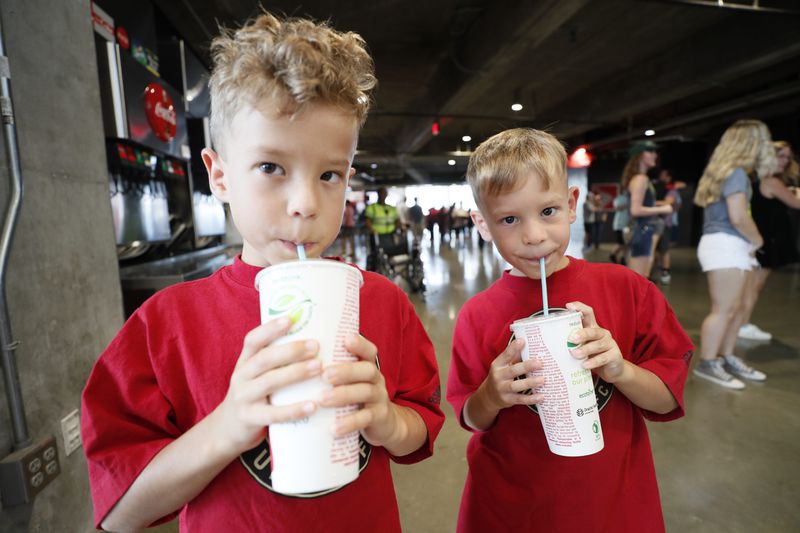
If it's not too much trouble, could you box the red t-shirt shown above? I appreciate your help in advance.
[447,258,693,533]
[82,257,444,532]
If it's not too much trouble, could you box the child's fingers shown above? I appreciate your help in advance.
[509,376,544,393]
[521,357,542,372]
[344,334,378,364]
[333,408,374,436]
[319,382,379,408]
[569,328,613,358]
[514,392,544,405]
[504,358,539,381]
[580,350,619,371]
[567,325,608,349]
[258,401,317,427]
[322,360,381,386]
[565,301,598,328]
[494,338,525,367]
[236,318,293,368]
[245,358,323,397]
[240,339,319,380]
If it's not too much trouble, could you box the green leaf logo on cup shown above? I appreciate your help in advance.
[267,286,313,333]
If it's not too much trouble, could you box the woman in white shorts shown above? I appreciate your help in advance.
[692,119,774,390]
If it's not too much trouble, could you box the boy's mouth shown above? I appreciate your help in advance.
[280,239,314,253]
[523,251,553,263]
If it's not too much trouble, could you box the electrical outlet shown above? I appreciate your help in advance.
[0,435,60,506]
[61,409,81,456]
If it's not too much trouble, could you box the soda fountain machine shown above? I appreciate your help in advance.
[92,0,231,316]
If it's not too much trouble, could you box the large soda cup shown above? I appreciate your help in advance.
[255,259,363,494]
[510,309,604,457]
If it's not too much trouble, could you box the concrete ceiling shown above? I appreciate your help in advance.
[152,0,800,185]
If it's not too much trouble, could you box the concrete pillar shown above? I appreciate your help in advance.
[0,0,123,530]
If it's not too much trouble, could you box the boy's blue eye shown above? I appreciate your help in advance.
[542,207,556,217]
[321,171,342,183]
[501,216,517,225]
[258,162,283,175]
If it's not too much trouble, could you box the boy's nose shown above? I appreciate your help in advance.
[286,180,320,218]
[522,220,547,245]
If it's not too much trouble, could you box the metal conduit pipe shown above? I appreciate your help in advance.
[0,10,31,450]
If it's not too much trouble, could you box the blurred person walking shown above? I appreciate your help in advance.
[590,192,607,251]
[653,168,685,285]
[739,140,800,341]
[397,195,411,232]
[340,199,357,260]
[610,189,630,265]
[409,197,425,242]
[693,120,774,389]
[621,141,673,277]
[582,192,598,252]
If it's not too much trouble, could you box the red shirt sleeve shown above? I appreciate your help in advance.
[446,301,494,432]
[81,312,181,529]
[389,292,445,464]
[631,280,694,422]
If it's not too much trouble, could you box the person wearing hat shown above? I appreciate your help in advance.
[620,141,673,277]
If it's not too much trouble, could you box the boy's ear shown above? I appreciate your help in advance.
[346,167,356,187]
[471,211,494,242]
[202,148,229,203]
[567,185,579,223]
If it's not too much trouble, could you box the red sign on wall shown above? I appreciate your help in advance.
[591,183,620,211]
[115,26,130,50]
[144,83,177,142]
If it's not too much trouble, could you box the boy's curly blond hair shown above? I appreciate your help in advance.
[208,11,376,150]
[467,128,567,208]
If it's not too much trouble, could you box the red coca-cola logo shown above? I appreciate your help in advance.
[144,83,177,142]
[115,26,130,50]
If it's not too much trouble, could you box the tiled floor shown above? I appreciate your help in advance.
[156,230,800,532]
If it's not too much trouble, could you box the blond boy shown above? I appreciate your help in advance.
[447,129,692,532]
[82,13,443,532]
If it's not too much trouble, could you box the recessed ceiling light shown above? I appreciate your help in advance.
[645,129,655,137]
[511,103,523,112]
[370,163,378,169]
[448,159,456,166]
[462,135,472,142]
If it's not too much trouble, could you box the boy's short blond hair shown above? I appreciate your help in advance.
[467,128,567,207]
[208,11,377,150]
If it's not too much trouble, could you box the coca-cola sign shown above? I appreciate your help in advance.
[143,83,177,142]
[115,26,130,50]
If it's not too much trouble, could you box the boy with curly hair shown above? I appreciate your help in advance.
[82,12,443,532]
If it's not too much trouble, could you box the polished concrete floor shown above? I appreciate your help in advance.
[157,231,800,532]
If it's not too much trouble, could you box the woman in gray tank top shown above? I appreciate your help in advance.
[692,120,775,390]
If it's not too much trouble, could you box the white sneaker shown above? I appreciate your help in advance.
[722,354,766,381]
[693,359,745,390]
[738,323,772,341]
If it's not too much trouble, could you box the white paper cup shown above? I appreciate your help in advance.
[255,259,363,494]
[510,309,604,457]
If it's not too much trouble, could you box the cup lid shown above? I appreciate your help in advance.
[510,308,580,328]
[254,258,363,291]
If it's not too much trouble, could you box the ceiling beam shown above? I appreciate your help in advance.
[585,79,800,150]
[394,0,590,155]
[545,14,800,139]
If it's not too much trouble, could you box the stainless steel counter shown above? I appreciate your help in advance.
[119,245,241,291]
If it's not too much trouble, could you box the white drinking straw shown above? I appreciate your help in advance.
[540,257,549,316]
[297,244,307,261]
